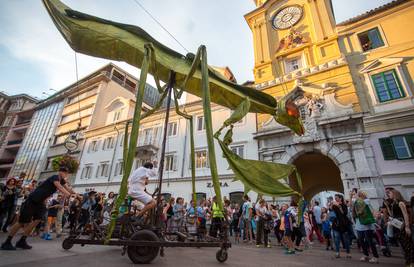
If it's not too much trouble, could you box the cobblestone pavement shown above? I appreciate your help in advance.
[0,233,404,267]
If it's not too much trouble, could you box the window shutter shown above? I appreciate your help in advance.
[96,140,101,151]
[96,166,101,178]
[173,155,178,171]
[405,133,414,157]
[81,167,86,179]
[379,138,396,160]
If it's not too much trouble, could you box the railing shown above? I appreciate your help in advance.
[7,139,23,145]
[15,120,31,126]
[0,158,15,165]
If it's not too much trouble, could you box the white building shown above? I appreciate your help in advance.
[74,92,259,204]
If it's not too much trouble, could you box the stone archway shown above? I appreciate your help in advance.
[289,152,343,200]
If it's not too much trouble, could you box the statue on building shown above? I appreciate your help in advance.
[305,97,324,118]
[276,28,307,52]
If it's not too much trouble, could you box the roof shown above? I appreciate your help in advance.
[337,0,410,26]
[0,91,39,103]
[37,62,166,109]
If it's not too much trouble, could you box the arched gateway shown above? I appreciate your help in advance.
[289,151,343,200]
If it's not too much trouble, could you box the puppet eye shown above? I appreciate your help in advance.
[285,101,300,119]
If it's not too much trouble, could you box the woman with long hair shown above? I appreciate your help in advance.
[330,194,351,259]
[386,189,413,267]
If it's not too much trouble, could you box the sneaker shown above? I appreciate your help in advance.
[368,257,378,264]
[360,256,369,262]
[285,250,295,255]
[295,248,303,252]
[44,234,53,241]
[335,253,340,258]
[16,239,32,250]
[2,228,8,233]
[346,254,352,259]
[1,241,16,250]
[267,244,271,248]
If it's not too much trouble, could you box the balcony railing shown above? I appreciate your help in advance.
[0,158,15,165]
[15,120,31,126]
[7,139,23,146]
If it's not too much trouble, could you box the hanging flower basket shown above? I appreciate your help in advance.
[52,155,79,173]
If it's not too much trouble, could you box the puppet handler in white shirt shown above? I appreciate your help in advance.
[128,161,158,217]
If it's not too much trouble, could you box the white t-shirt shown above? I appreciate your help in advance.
[313,205,322,224]
[127,167,157,194]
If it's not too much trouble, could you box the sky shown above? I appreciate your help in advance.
[0,0,394,100]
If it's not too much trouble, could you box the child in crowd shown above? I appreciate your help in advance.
[321,207,333,250]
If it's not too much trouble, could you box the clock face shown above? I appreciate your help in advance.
[272,5,303,30]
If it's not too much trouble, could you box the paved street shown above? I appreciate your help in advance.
[0,233,404,267]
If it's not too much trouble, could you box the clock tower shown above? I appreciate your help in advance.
[244,0,373,202]
[245,0,339,84]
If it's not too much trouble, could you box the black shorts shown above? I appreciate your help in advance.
[19,199,46,224]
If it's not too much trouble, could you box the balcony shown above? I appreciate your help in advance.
[7,139,23,146]
[136,138,159,157]
[0,158,14,170]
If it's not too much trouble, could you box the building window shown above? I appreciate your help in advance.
[229,192,245,205]
[195,150,209,169]
[119,134,125,147]
[195,192,207,205]
[113,109,122,122]
[167,122,178,136]
[96,162,110,178]
[285,57,303,73]
[165,154,177,171]
[379,134,414,160]
[103,136,115,150]
[81,165,93,179]
[88,140,100,153]
[2,116,13,127]
[196,116,205,131]
[358,27,385,52]
[114,161,124,176]
[230,145,244,158]
[371,70,405,103]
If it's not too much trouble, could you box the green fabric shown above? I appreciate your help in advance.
[215,98,302,198]
[43,0,305,207]
[354,199,375,225]
[42,0,278,115]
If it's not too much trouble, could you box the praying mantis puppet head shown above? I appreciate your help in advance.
[275,98,305,136]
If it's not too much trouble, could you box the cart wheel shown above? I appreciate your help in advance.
[127,230,160,264]
[62,238,74,250]
[216,249,228,263]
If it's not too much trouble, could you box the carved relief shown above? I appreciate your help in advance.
[276,28,307,52]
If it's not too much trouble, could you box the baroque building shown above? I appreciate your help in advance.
[245,0,414,206]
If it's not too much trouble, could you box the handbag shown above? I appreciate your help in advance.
[384,201,404,230]
[388,217,404,230]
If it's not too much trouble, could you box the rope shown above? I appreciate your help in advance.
[131,0,189,53]
[74,52,82,129]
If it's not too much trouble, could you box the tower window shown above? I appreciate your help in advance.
[285,57,303,73]
[358,28,385,52]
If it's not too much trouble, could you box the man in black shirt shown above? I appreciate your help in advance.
[1,167,76,250]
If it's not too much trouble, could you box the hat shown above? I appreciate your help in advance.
[59,166,69,172]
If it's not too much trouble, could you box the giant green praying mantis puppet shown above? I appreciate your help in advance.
[43,0,305,240]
